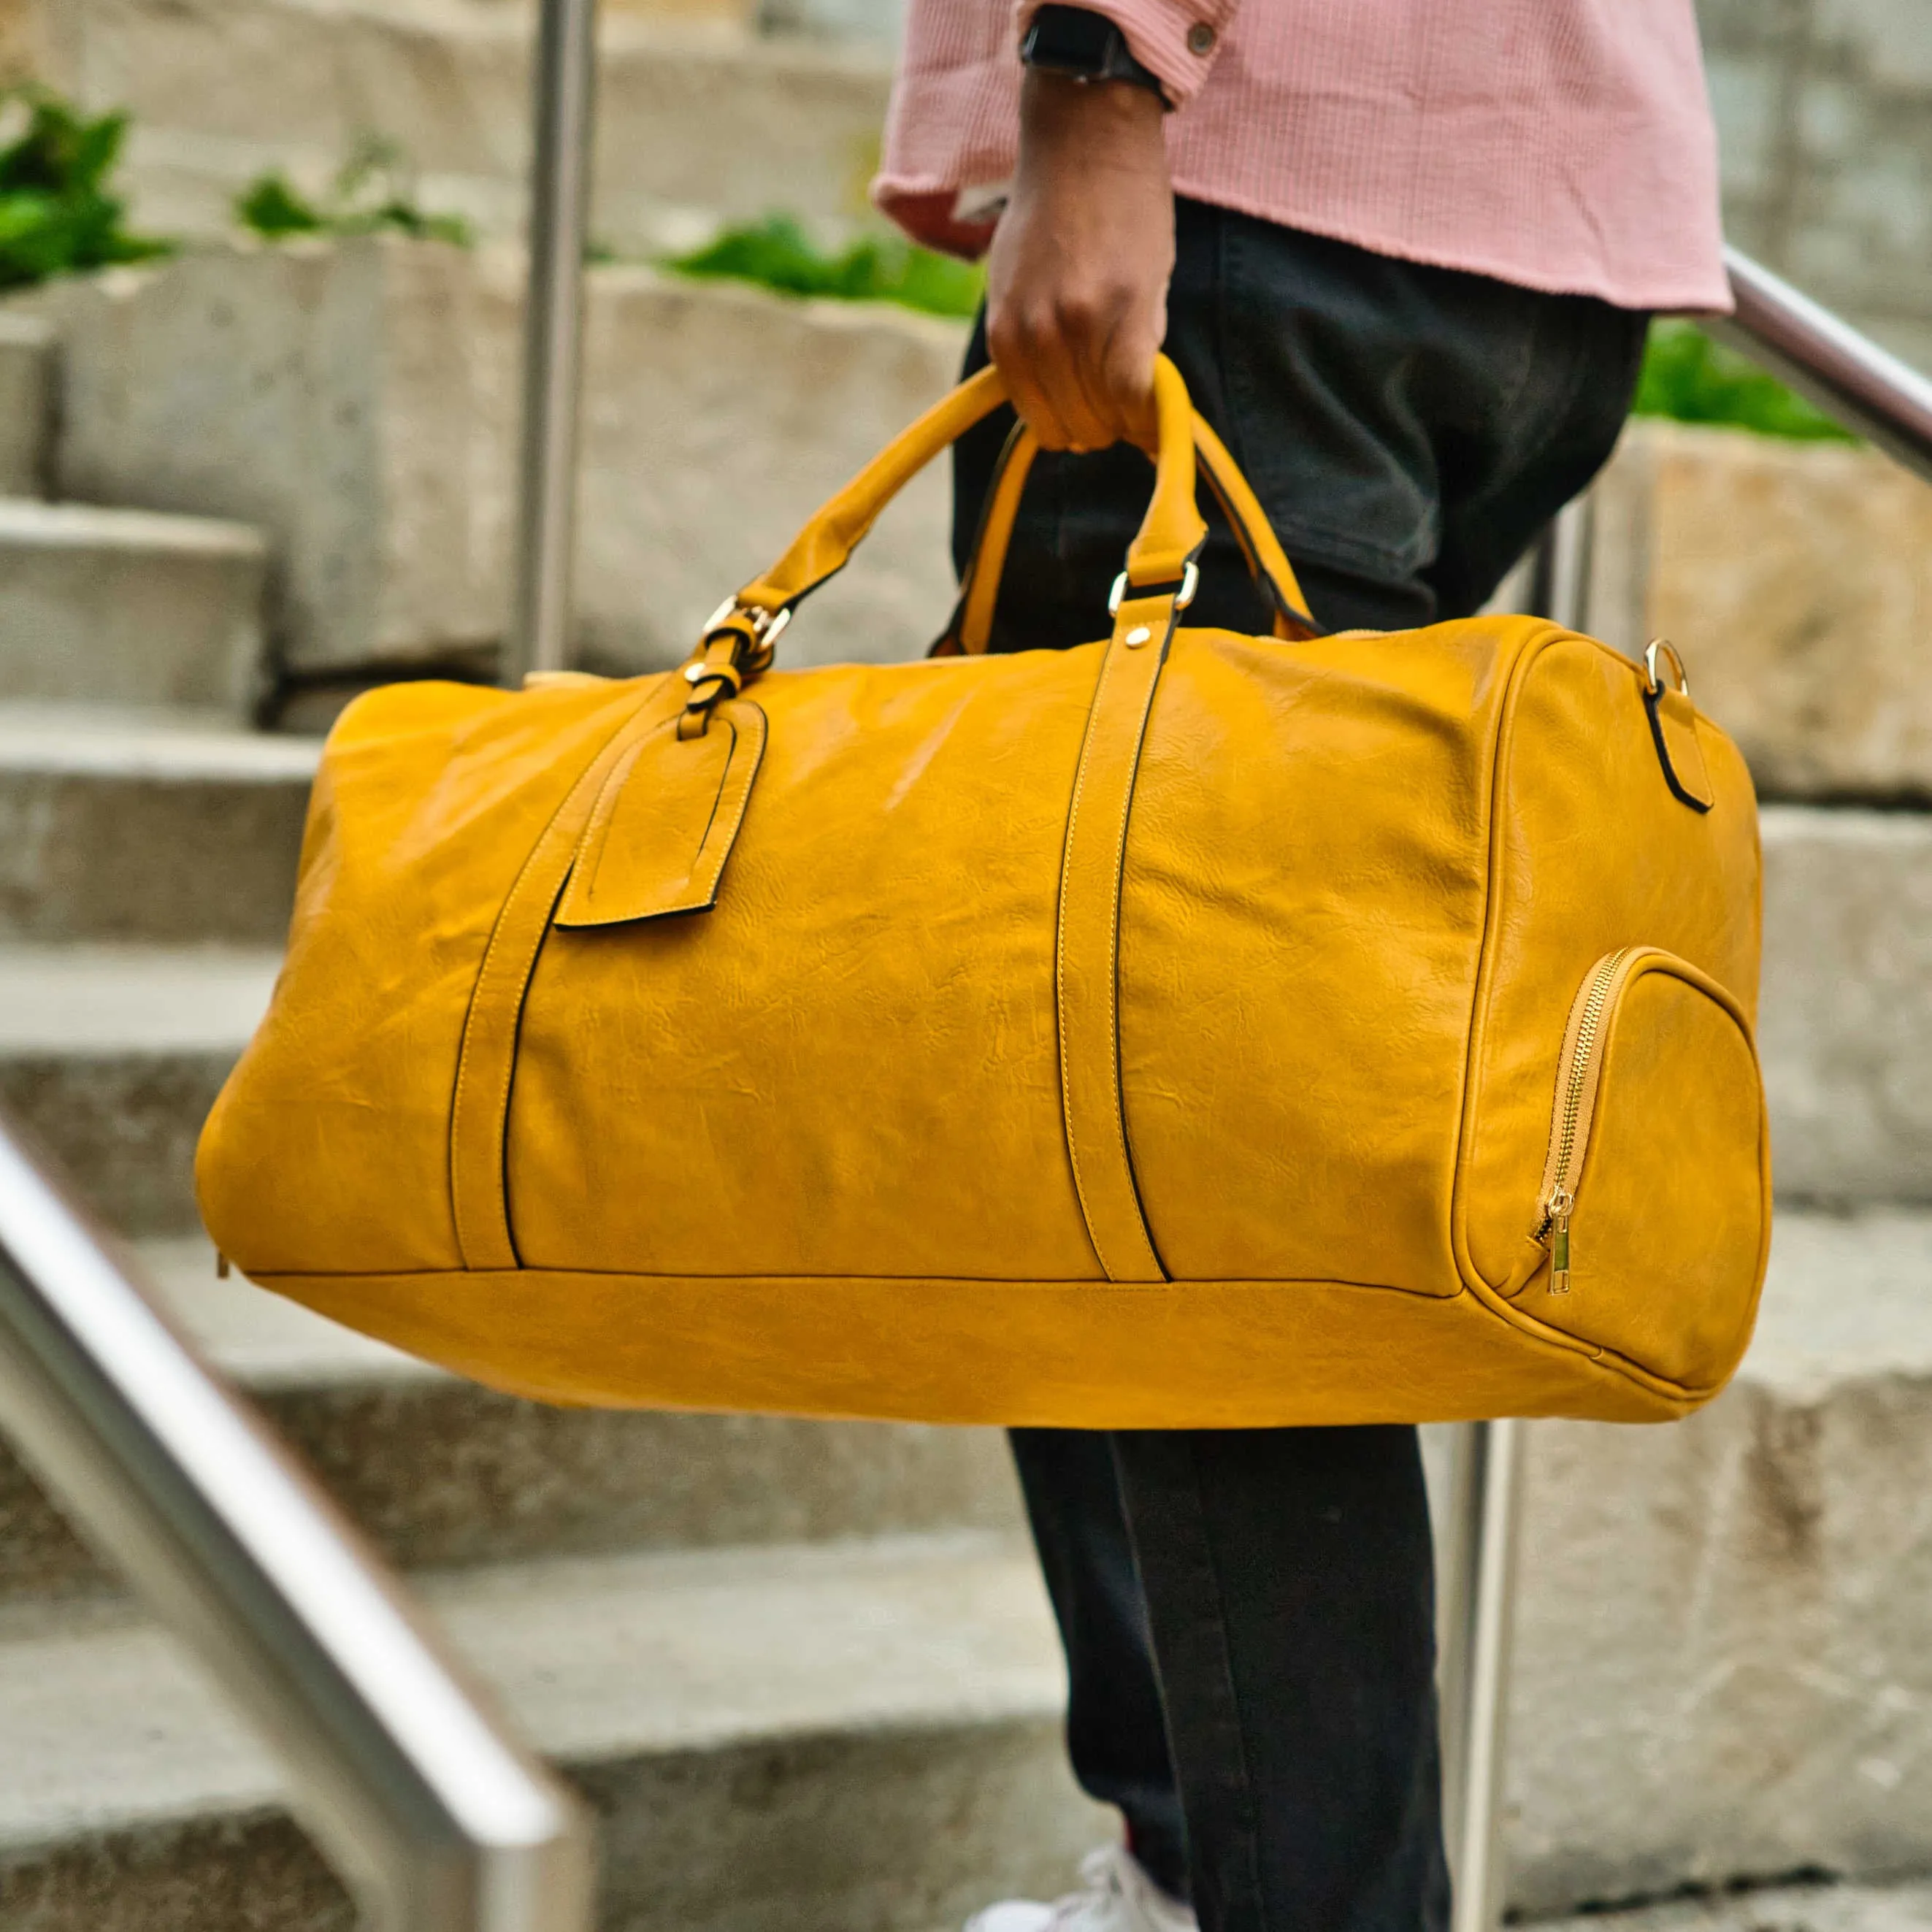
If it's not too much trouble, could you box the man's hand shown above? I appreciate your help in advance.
[986,68,1173,453]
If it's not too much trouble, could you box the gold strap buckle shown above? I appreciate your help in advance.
[683,600,791,738]
[702,596,791,662]
[1108,559,1199,617]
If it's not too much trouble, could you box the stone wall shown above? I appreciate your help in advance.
[8,238,965,683]
[1589,419,1932,802]
[1701,0,1932,372]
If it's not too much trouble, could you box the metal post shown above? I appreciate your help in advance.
[1437,493,1591,1932]
[511,0,600,683]
[1437,1416,1527,1932]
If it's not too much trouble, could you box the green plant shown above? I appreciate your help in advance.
[234,172,327,239]
[1633,320,1857,443]
[0,87,172,289]
[235,137,472,247]
[662,214,984,320]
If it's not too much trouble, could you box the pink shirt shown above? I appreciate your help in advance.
[875,0,1730,313]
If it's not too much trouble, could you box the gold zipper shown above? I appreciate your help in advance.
[1534,948,1635,1294]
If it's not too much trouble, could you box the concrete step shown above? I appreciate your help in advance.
[0,315,53,499]
[0,502,267,715]
[0,944,277,1235]
[1505,1205,1932,1914]
[0,1531,1101,1932]
[0,706,313,944]
[1532,1881,1932,1931]
[32,0,888,250]
[1759,805,1932,1205]
[0,1236,1024,1601]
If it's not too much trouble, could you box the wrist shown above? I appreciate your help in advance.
[1018,66,1168,155]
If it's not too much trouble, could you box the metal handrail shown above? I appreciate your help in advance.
[1716,248,1932,484]
[1438,249,1932,1932]
[0,1115,594,1932]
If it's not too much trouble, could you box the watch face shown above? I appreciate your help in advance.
[1024,5,1118,73]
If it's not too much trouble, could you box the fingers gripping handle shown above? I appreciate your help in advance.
[685,359,1211,725]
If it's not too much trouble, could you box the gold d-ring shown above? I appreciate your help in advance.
[1644,637,1691,699]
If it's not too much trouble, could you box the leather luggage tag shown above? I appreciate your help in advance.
[554,699,766,925]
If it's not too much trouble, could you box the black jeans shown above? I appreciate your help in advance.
[951,204,1647,1932]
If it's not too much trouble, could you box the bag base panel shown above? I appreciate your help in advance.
[243,1266,1731,1427]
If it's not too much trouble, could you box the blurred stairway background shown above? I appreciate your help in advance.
[0,1,1928,1928]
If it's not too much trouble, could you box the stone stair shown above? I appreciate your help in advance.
[0,708,313,946]
[0,505,265,712]
[7,240,967,697]
[1506,1205,1932,1914]
[0,321,269,720]
[0,314,50,497]
[0,942,280,1235]
[1540,1882,1932,1932]
[0,1518,1087,1932]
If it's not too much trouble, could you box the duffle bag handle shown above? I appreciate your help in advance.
[933,413,1318,657]
[682,356,1227,732]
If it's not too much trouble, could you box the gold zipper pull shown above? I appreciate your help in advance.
[1545,1187,1573,1295]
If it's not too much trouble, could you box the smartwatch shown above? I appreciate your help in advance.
[1020,5,1168,100]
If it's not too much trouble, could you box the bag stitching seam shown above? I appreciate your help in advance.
[1104,607,1174,1282]
[1057,637,1113,1276]
[451,686,675,1268]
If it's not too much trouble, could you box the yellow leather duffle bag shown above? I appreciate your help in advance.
[196,357,1769,1427]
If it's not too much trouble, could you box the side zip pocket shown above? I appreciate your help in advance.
[1525,947,1769,1392]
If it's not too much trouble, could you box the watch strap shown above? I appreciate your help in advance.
[1021,7,1168,97]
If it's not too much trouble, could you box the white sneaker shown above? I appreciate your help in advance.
[964,1844,1197,1932]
